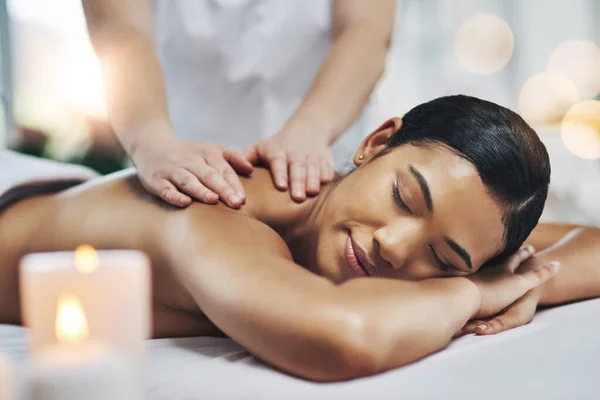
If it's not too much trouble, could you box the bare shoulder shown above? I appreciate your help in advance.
[167,199,294,261]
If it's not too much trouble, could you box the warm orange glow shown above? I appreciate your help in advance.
[454,13,514,75]
[561,101,600,159]
[75,245,99,273]
[55,294,89,344]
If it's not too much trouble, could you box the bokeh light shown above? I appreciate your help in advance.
[547,40,600,101]
[519,72,580,126]
[454,13,514,75]
[561,100,600,159]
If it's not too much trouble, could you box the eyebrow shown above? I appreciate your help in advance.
[444,237,473,270]
[408,165,433,213]
[406,164,473,270]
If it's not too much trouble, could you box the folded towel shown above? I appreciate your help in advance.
[0,150,100,211]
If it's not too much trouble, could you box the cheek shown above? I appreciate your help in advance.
[381,251,444,281]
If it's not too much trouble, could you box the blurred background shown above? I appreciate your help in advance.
[0,0,599,224]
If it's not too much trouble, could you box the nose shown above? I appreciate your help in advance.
[373,218,425,270]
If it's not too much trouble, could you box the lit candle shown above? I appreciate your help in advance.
[0,352,13,400]
[27,294,136,400]
[20,247,151,367]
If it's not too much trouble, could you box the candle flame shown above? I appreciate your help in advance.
[75,244,99,273]
[55,294,89,344]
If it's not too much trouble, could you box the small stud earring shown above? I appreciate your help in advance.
[358,155,364,160]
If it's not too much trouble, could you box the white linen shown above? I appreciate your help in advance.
[3,298,599,399]
[0,150,98,211]
[153,0,376,170]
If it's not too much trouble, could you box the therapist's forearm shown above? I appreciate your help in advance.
[284,27,391,144]
[528,227,600,305]
[91,31,174,155]
[83,3,174,155]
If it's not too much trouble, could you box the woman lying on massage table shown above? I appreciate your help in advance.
[1,95,599,382]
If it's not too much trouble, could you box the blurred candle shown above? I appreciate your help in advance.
[20,247,151,367]
[0,352,13,400]
[27,294,136,400]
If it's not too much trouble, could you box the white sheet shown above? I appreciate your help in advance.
[0,150,98,211]
[2,298,599,399]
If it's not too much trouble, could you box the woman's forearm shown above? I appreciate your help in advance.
[530,227,600,305]
[165,211,480,381]
[335,277,480,372]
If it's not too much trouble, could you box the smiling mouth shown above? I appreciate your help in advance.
[344,236,374,277]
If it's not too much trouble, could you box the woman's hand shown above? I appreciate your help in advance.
[460,287,542,336]
[467,246,559,322]
[243,130,335,202]
[132,137,254,208]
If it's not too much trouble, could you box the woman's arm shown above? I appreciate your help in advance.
[525,224,600,305]
[162,208,551,382]
[164,210,478,381]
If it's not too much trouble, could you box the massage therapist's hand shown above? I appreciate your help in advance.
[131,136,254,208]
[243,130,335,202]
[467,245,559,323]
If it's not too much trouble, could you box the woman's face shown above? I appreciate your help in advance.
[312,119,506,283]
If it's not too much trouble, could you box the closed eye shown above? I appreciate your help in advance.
[392,178,412,215]
[429,244,455,273]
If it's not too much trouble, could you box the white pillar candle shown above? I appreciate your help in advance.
[0,352,13,400]
[27,294,136,400]
[20,248,151,367]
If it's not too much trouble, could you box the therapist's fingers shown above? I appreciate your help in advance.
[149,178,192,208]
[320,156,335,183]
[242,146,260,166]
[171,168,218,205]
[289,157,307,202]
[223,148,254,176]
[206,154,247,200]
[186,163,243,208]
[267,151,289,191]
[305,155,321,196]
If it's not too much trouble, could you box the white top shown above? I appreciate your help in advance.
[153,0,375,170]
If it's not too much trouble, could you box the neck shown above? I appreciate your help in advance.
[243,170,336,271]
[280,184,334,271]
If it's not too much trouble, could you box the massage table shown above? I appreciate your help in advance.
[2,297,599,399]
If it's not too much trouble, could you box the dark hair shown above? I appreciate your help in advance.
[387,95,550,265]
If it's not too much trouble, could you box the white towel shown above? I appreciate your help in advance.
[0,150,99,211]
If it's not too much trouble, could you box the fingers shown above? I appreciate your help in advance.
[289,158,307,202]
[242,146,260,166]
[506,245,535,272]
[170,168,219,205]
[305,155,321,196]
[474,294,538,336]
[520,261,560,291]
[206,154,247,200]
[148,178,193,208]
[320,156,334,183]
[224,149,254,176]
[269,154,289,191]
[185,163,243,208]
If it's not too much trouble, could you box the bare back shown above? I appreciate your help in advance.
[0,168,295,338]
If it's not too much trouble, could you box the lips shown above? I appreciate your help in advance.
[345,235,377,277]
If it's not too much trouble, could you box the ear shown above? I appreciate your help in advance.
[353,118,403,166]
